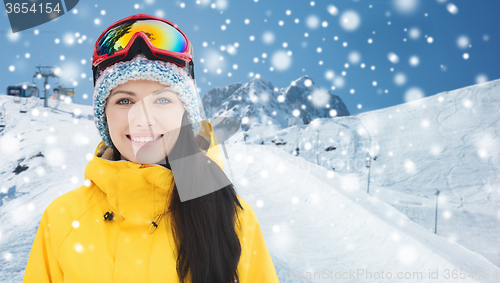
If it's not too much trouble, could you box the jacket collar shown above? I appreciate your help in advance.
[84,120,224,227]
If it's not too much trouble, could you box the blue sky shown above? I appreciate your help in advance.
[1,0,499,115]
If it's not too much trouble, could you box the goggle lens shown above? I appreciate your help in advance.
[96,19,188,56]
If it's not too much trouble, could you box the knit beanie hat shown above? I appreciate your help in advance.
[93,53,202,148]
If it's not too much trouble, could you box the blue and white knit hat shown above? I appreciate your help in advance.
[93,53,201,148]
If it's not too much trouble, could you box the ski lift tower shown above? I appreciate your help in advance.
[33,66,59,108]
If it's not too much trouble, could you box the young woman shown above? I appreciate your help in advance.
[23,14,280,283]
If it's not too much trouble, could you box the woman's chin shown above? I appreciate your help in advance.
[128,150,167,165]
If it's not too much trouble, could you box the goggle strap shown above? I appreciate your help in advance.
[189,60,195,80]
[154,53,187,67]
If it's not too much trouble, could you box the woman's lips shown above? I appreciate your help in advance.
[126,134,164,148]
[127,133,163,138]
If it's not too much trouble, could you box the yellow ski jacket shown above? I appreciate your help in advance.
[23,120,280,283]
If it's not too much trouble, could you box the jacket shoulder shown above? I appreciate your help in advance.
[42,184,104,256]
[45,184,103,217]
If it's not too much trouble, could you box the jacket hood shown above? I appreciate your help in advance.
[83,119,224,228]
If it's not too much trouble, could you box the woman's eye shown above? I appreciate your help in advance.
[117,98,131,105]
[156,98,171,104]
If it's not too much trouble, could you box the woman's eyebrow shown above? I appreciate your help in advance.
[110,87,175,97]
[151,87,176,96]
[110,90,134,97]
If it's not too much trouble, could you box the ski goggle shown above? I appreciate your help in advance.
[92,14,195,86]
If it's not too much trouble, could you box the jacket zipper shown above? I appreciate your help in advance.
[148,169,173,233]
[149,213,164,233]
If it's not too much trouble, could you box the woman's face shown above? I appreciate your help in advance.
[105,79,185,164]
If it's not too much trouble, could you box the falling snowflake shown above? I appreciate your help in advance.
[404,87,424,102]
[310,88,329,107]
[388,52,400,64]
[456,35,470,49]
[393,0,419,14]
[339,10,361,31]
[447,3,458,14]
[271,50,292,71]
[306,15,320,29]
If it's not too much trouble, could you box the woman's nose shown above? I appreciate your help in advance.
[129,100,156,127]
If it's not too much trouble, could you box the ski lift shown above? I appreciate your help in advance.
[33,66,59,107]
[53,85,76,99]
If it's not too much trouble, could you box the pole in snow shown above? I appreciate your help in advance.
[316,130,320,165]
[435,190,440,234]
[366,155,376,194]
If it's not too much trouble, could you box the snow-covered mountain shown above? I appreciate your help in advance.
[202,75,350,132]
[228,78,500,271]
[0,77,499,282]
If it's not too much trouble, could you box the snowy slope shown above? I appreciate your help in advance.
[220,142,495,283]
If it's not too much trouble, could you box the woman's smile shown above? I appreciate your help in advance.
[126,134,164,148]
